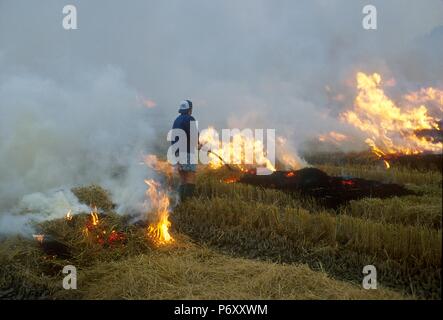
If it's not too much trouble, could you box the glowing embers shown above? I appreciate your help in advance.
[285,171,295,178]
[341,179,355,186]
[81,206,126,247]
[223,177,240,184]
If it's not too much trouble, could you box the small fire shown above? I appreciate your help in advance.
[82,206,100,237]
[32,234,45,244]
[145,179,173,245]
[90,206,99,226]
[285,171,295,177]
[366,141,392,169]
[65,209,73,221]
[341,72,442,159]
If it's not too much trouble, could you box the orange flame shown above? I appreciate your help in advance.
[145,179,173,245]
[200,127,276,172]
[404,87,443,111]
[341,72,442,158]
[90,206,99,226]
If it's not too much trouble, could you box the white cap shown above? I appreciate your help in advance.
[178,100,192,113]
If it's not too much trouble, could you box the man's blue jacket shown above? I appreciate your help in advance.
[172,113,198,154]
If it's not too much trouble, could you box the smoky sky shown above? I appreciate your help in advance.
[1,1,442,124]
[0,0,442,217]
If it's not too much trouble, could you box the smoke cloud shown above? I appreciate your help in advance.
[0,0,442,233]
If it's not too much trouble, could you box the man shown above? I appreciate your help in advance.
[171,100,199,201]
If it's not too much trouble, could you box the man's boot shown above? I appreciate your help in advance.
[178,184,186,202]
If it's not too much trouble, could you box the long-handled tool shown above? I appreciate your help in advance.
[202,148,235,171]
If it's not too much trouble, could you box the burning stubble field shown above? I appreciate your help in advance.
[0,158,441,300]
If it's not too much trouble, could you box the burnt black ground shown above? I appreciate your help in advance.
[239,167,415,208]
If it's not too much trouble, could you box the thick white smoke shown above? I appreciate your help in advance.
[0,66,159,234]
[0,189,90,235]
